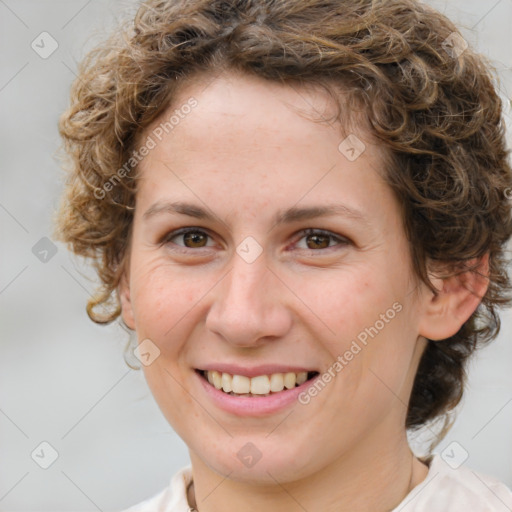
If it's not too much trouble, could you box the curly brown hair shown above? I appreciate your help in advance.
[55,0,512,441]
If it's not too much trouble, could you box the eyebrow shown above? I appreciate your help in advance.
[142,201,368,226]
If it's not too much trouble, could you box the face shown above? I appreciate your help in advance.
[120,70,429,484]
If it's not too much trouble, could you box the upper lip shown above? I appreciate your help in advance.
[197,364,318,378]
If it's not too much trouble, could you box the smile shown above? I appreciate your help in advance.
[197,369,320,397]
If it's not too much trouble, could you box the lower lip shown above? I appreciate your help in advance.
[195,371,320,417]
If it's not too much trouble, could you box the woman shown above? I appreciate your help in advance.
[55,0,512,510]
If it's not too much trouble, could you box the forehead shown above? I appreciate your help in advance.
[134,71,394,225]
[139,70,385,168]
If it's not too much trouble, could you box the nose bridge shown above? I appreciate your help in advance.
[228,255,266,304]
[222,252,273,324]
[205,249,291,346]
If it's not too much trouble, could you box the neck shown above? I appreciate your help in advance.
[187,432,429,512]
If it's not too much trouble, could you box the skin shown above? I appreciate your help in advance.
[119,70,489,512]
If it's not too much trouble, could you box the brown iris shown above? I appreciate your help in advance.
[305,233,330,250]
[183,231,208,248]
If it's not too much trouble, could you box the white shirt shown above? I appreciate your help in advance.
[122,454,512,511]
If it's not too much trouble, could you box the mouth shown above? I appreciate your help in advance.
[195,369,320,397]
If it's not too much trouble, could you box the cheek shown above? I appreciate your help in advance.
[310,267,390,342]
[129,257,203,345]
[310,265,415,389]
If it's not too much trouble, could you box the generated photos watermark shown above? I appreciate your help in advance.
[94,97,198,200]
[298,301,403,405]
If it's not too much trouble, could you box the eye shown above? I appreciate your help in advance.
[161,227,215,250]
[293,228,350,252]
[160,227,350,253]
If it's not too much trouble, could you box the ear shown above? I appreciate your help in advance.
[418,253,490,341]
[118,269,136,330]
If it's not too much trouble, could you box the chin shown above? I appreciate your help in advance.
[192,437,321,485]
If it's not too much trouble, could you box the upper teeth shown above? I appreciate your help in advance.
[206,370,308,395]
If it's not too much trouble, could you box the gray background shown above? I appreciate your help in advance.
[0,0,511,510]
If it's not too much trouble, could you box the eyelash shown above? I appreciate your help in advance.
[160,227,350,254]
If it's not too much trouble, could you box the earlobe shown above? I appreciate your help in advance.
[118,271,136,330]
[418,253,490,341]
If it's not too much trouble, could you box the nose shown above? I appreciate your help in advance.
[205,253,292,348]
